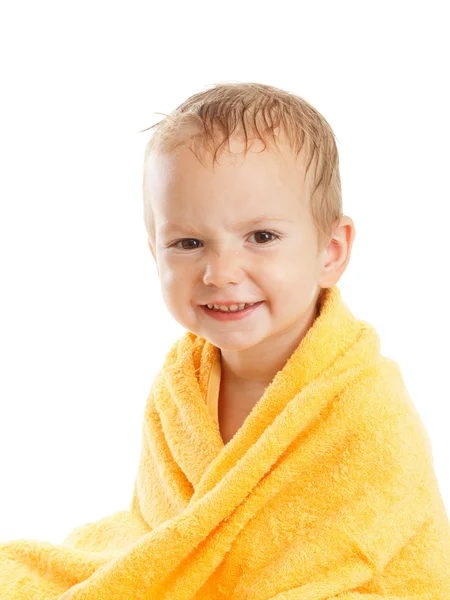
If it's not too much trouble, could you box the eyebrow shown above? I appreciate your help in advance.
[160,216,295,233]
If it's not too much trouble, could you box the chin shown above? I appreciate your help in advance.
[206,332,262,352]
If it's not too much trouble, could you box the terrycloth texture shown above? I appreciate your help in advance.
[1,286,450,599]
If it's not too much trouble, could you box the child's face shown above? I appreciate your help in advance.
[145,137,331,352]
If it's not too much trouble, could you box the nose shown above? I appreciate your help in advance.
[202,247,244,287]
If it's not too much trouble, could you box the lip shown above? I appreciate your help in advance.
[202,301,260,307]
[200,301,264,321]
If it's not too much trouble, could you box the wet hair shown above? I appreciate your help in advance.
[141,81,343,253]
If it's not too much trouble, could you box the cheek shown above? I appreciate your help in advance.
[159,261,184,290]
[159,265,195,313]
[261,256,317,300]
[263,258,303,286]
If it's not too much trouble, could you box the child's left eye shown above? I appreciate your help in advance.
[170,230,280,251]
[250,230,279,244]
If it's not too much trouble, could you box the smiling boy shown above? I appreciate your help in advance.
[3,83,450,600]
[144,99,355,444]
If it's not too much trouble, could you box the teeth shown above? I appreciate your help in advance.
[206,302,255,312]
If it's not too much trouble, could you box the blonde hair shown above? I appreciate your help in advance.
[141,82,343,253]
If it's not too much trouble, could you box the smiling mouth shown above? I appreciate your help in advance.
[203,301,261,312]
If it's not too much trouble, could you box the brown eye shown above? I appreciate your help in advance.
[251,231,278,244]
[173,239,202,250]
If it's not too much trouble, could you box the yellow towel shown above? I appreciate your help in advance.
[1,285,450,599]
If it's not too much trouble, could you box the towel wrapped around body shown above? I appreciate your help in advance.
[1,285,450,599]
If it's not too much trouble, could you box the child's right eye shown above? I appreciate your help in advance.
[170,239,202,250]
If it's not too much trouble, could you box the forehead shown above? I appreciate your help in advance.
[144,138,311,227]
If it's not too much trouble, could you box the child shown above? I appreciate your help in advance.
[1,82,450,599]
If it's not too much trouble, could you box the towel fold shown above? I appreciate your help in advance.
[1,285,450,599]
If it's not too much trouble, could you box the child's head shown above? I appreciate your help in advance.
[141,82,355,353]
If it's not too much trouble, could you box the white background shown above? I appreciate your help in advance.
[1,1,448,544]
